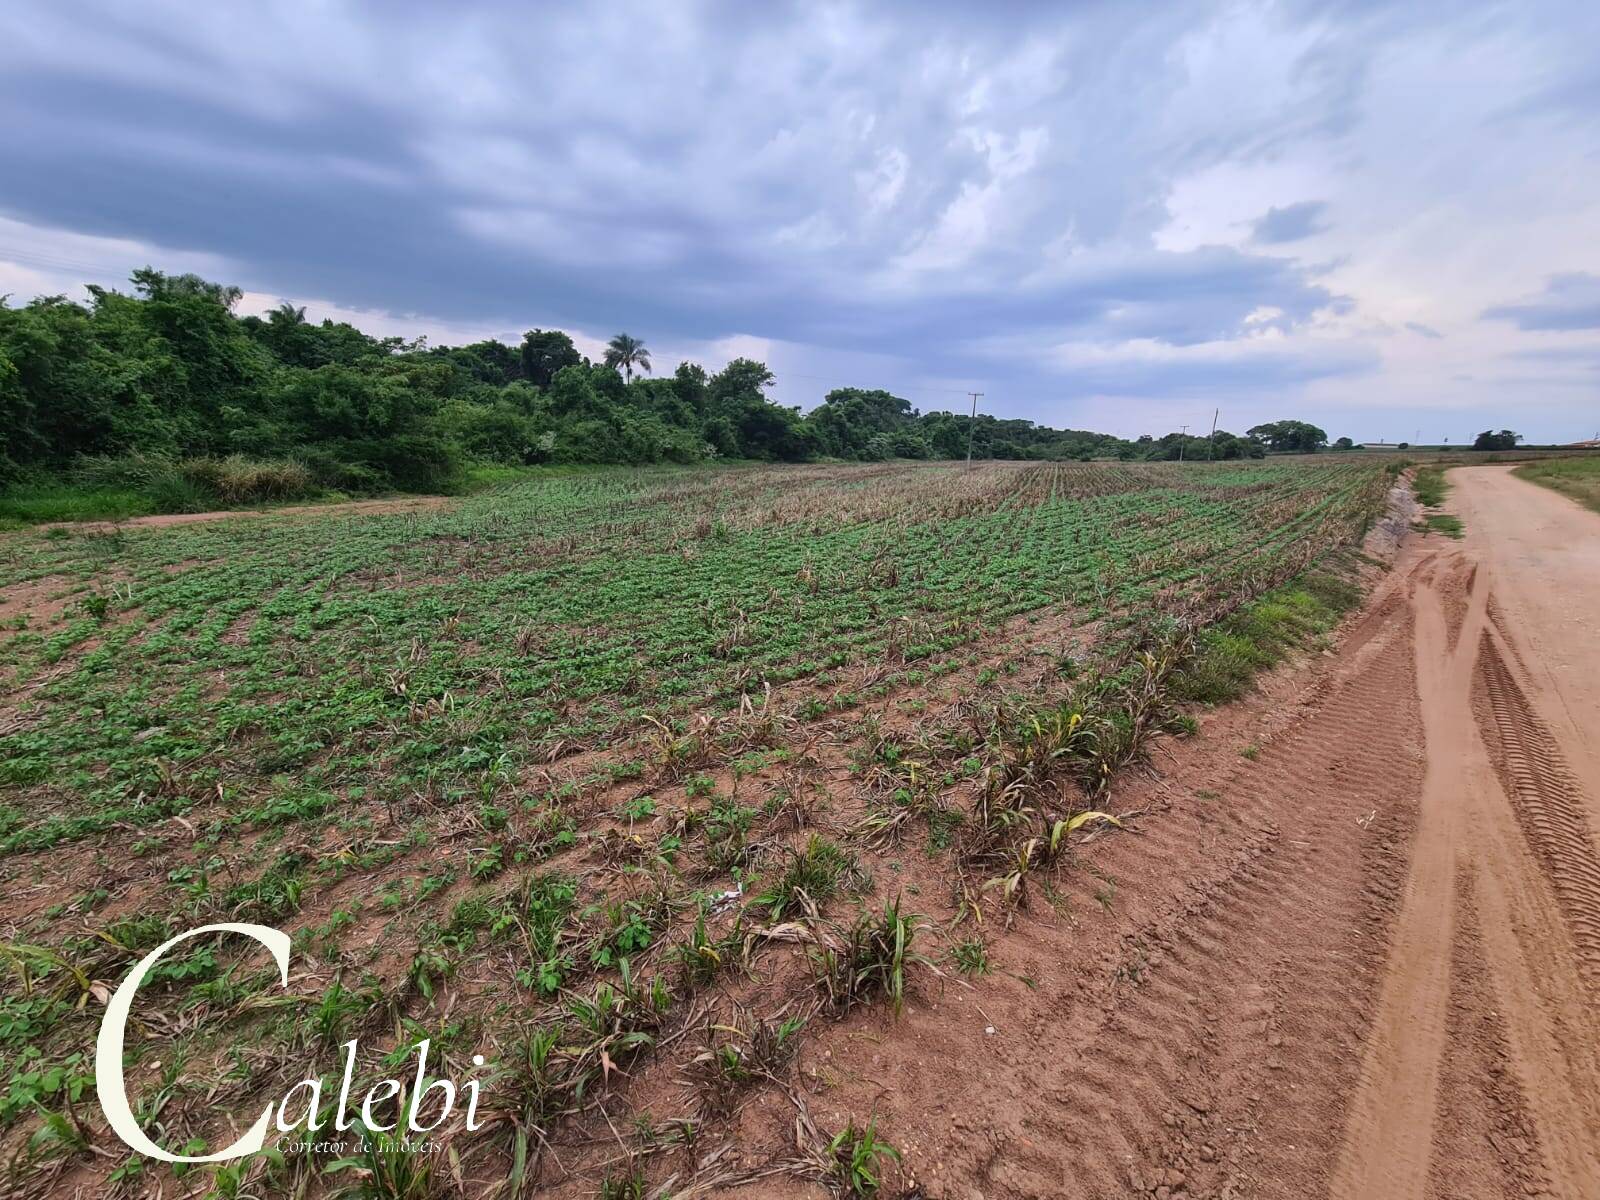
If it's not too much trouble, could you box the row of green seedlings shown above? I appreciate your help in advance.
[427,778,932,1194]
[3,633,980,1191]
[224,860,927,1197]
[317,781,914,1193]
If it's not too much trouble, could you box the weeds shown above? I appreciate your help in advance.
[598,1164,648,1199]
[755,836,858,920]
[690,1005,806,1115]
[949,937,990,977]
[1423,513,1464,539]
[513,872,578,994]
[1412,465,1449,506]
[812,895,933,1016]
[825,1117,901,1197]
[324,1127,435,1199]
[590,898,659,968]
[1169,571,1359,705]
[1514,455,1600,515]
[672,908,741,990]
[498,1023,569,1134]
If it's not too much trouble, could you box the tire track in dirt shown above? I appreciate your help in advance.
[1328,552,1489,1200]
[1329,471,1600,1200]
[1425,869,1554,1200]
[977,575,1424,1200]
[1477,633,1600,994]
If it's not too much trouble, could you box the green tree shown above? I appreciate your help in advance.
[808,388,916,459]
[519,329,582,388]
[671,362,709,416]
[1246,420,1328,453]
[130,266,243,310]
[1472,429,1521,451]
[603,333,651,381]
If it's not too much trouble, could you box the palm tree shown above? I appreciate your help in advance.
[604,333,651,382]
[270,302,308,326]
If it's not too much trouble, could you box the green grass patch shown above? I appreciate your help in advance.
[1170,570,1361,706]
[0,485,156,527]
[1514,455,1600,516]
[1423,513,1463,539]
[1412,465,1450,507]
[0,455,359,527]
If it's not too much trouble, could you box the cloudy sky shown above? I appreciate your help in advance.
[2,1,1598,443]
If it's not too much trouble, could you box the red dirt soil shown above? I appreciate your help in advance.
[724,465,1600,1199]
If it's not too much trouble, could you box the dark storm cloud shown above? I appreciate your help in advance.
[1,0,1597,438]
[1483,274,1600,331]
[0,2,1346,345]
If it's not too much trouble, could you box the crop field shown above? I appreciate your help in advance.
[0,458,1395,1197]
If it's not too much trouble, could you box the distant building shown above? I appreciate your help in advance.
[1359,441,1401,449]
[1568,438,1600,448]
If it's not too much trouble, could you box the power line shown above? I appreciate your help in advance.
[0,245,146,278]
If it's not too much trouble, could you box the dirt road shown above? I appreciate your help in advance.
[31,494,448,533]
[1329,465,1600,1200]
[1126,464,1600,1200]
[841,467,1600,1200]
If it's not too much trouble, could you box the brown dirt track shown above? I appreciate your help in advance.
[35,493,448,532]
[744,465,1600,1200]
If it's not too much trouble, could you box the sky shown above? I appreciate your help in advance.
[2,1,1598,444]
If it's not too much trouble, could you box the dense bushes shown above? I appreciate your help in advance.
[0,267,1299,515]
[0,452,327,522]
[0,272,821,494]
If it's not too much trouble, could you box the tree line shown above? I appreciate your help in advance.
[1,270,1343,504]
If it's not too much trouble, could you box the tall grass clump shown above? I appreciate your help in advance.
[1514,455,1600,515]
[180,456,317,504]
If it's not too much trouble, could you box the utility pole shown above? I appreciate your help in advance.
[1178,423,1189,463]
[1208,407,1220,460]
[965,392,984,469]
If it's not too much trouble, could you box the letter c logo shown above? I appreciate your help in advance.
[96,923,290,1163]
